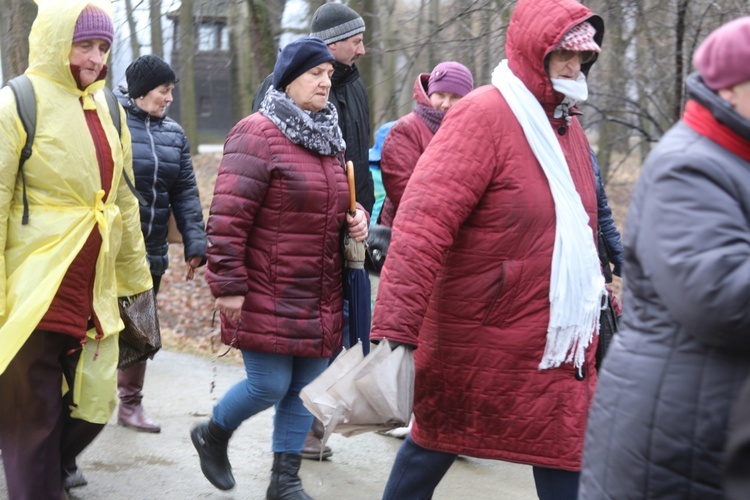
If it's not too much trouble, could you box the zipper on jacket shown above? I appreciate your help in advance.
[144,116,159,239]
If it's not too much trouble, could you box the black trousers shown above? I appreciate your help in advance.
[0,330,105,500]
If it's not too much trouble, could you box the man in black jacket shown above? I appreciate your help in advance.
[251,3,374,215]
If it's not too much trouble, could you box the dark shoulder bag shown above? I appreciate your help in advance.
[365,224,391,274]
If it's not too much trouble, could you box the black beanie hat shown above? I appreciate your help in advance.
[273,37,335,91]
[126,54,177,98]
[310,3,365,44]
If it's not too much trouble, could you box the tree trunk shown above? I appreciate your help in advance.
[353,0,375,140]
[0,0,36,80]
[428,0,440,69]
[246,0,285,86]
[673,0,689,122]
[150,0,164,58]
[178,0,198,154]
[124,0,142,60]
[230,0,253,122]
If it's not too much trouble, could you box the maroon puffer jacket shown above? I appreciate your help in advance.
[206,113,349,358]
[379,73,434,227]
[371,0,603,471]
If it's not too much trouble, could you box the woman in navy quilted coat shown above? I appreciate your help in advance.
[190,38,368,498]
[115,55,206,435]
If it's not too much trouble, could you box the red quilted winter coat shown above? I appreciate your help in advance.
[205,113,350,358]
[379,73,435,227]
[371,0,603,471]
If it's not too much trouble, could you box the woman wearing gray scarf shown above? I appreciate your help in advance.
[190,37,368,499]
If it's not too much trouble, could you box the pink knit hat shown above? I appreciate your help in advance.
[427,62,474,98]
[72,5,114,45]
[556,21,601,53]
[693,16,750,91]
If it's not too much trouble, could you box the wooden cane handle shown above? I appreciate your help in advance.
[346,161,357,213]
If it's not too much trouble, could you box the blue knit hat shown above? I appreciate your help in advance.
[273,37,335,91]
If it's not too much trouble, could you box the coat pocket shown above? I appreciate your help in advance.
[481,261,520,327]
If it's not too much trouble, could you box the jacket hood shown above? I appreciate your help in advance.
[506,0,604,109]
[27,0,114,94]
[369,120,396,163]
[413,73,431,107]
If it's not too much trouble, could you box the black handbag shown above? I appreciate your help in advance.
[365,224,391,274]
[118,290,161,369]
[595,294,619,370]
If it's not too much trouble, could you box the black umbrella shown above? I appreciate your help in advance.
[344,161,371,354]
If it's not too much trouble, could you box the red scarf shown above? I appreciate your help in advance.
[682,100,750,162]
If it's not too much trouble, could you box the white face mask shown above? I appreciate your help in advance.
[551,72,589,103]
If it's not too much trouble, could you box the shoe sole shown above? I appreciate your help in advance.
[300,450,333,460]
[118,420,161,433]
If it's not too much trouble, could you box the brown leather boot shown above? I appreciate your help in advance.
[117,360,161,433]
[300,418,332,460]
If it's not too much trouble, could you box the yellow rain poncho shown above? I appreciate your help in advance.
[0,0,152,376]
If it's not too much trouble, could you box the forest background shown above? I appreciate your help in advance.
[1,0,748,352]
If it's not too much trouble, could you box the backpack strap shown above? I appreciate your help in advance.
[7,75,35,225]
[103,86,121,138]
[103,87,146,206]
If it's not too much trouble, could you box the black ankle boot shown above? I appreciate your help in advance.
[266,452,313,500]
[190,420,235,491]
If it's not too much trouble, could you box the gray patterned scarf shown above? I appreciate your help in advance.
[260,88,346,156]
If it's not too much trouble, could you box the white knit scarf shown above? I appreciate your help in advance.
[491,60,606,370]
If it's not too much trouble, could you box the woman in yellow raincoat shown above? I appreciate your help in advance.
[0,1,152,498]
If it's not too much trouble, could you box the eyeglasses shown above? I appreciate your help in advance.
[551,49,598,64]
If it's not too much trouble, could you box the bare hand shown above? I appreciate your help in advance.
[215,295,244,322]
[346,209,368,242]
[186,256,202,281]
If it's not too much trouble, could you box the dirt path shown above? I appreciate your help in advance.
[1,349,536,500]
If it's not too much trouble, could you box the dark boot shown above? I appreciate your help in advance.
[117,360,160,433]
[266,452,313,500]
[190,420,235,491]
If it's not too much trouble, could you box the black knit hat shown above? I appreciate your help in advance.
[126,54,177,98]
[310,3,365,44]
[273,37,335,91]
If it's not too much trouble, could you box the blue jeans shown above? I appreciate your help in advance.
[212,350,328,453]
[382,434,580,500]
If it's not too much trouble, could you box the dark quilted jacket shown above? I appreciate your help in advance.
[205,113,349,358]
[579,75,750,499]
[118,92,206,275]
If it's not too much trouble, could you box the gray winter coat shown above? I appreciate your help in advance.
[579,74,750,499]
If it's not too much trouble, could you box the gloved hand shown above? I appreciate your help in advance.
[612,261,622,277]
